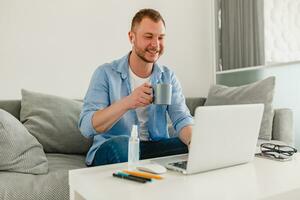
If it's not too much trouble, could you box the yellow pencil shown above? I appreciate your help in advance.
[122,170,163,180]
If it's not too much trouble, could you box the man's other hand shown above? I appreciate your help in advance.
[124,83,153,109]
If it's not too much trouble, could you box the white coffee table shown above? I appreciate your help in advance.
[69,153,300,200]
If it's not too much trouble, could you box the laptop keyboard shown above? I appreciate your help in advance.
[170,161,188,170]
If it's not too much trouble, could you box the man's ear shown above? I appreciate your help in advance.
[128,31,134,44]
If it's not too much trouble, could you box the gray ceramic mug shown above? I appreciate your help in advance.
[152,83,172,105]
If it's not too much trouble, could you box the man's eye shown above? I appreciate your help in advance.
[145,36,152,39]
[159,37,164,40]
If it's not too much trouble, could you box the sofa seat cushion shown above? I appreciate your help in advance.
[0,109,48,174]
[0,154,86,200]
[46,153,86,171]
[205,77,275,140]
[20,89,92,154]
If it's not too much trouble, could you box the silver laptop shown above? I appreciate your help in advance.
[165,104,264,174]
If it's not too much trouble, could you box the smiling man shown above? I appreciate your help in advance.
[79,8,193,166]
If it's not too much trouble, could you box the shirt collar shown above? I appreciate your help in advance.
[151,62,163,84]
[111,53,130,80]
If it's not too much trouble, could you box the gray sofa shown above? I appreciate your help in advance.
[0,97,294,200]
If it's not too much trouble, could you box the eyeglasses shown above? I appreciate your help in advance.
[260,143,297,160]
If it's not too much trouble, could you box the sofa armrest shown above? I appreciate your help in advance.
[185,97,206,116]
[0,100,21,120]
[272,108,294,145]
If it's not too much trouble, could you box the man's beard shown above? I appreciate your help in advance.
[134,46,163,63]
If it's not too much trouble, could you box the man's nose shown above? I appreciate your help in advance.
[150,38,159,47]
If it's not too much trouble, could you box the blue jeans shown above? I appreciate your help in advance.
[91,136,188,166]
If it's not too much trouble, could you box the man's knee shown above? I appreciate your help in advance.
[107,135,129,148]
[93,135,130,166]
[103,136,129,163]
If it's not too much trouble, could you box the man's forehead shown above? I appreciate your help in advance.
[134,17,165,34]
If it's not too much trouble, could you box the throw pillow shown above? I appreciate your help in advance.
[0,109,48,174]
[20,89,92,154]
[204,76,275,140]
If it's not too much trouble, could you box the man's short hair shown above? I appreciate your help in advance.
[131,8,165,31]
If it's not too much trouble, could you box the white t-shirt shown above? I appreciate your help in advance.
[129,66,151,141]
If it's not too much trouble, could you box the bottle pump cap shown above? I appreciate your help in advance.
[131,125,138,138]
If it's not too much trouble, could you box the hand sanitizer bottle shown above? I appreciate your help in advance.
[128,125,140,168]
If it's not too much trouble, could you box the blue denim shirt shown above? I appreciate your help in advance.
[78,53,193,165]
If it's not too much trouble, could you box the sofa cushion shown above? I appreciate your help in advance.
[20,89,92,154]
[204,76,275,140]
[0,154,86,200]
[0,109,48,174]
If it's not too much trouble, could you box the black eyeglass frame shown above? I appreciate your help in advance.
[260,143,297,158]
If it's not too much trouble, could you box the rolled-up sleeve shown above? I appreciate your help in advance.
[78,66,110,138]
[167,72,194,135]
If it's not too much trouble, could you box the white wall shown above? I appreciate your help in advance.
[0,0,215,99]
[264,0,300,64]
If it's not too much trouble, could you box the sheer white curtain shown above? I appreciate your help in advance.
[219,0,265,71]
